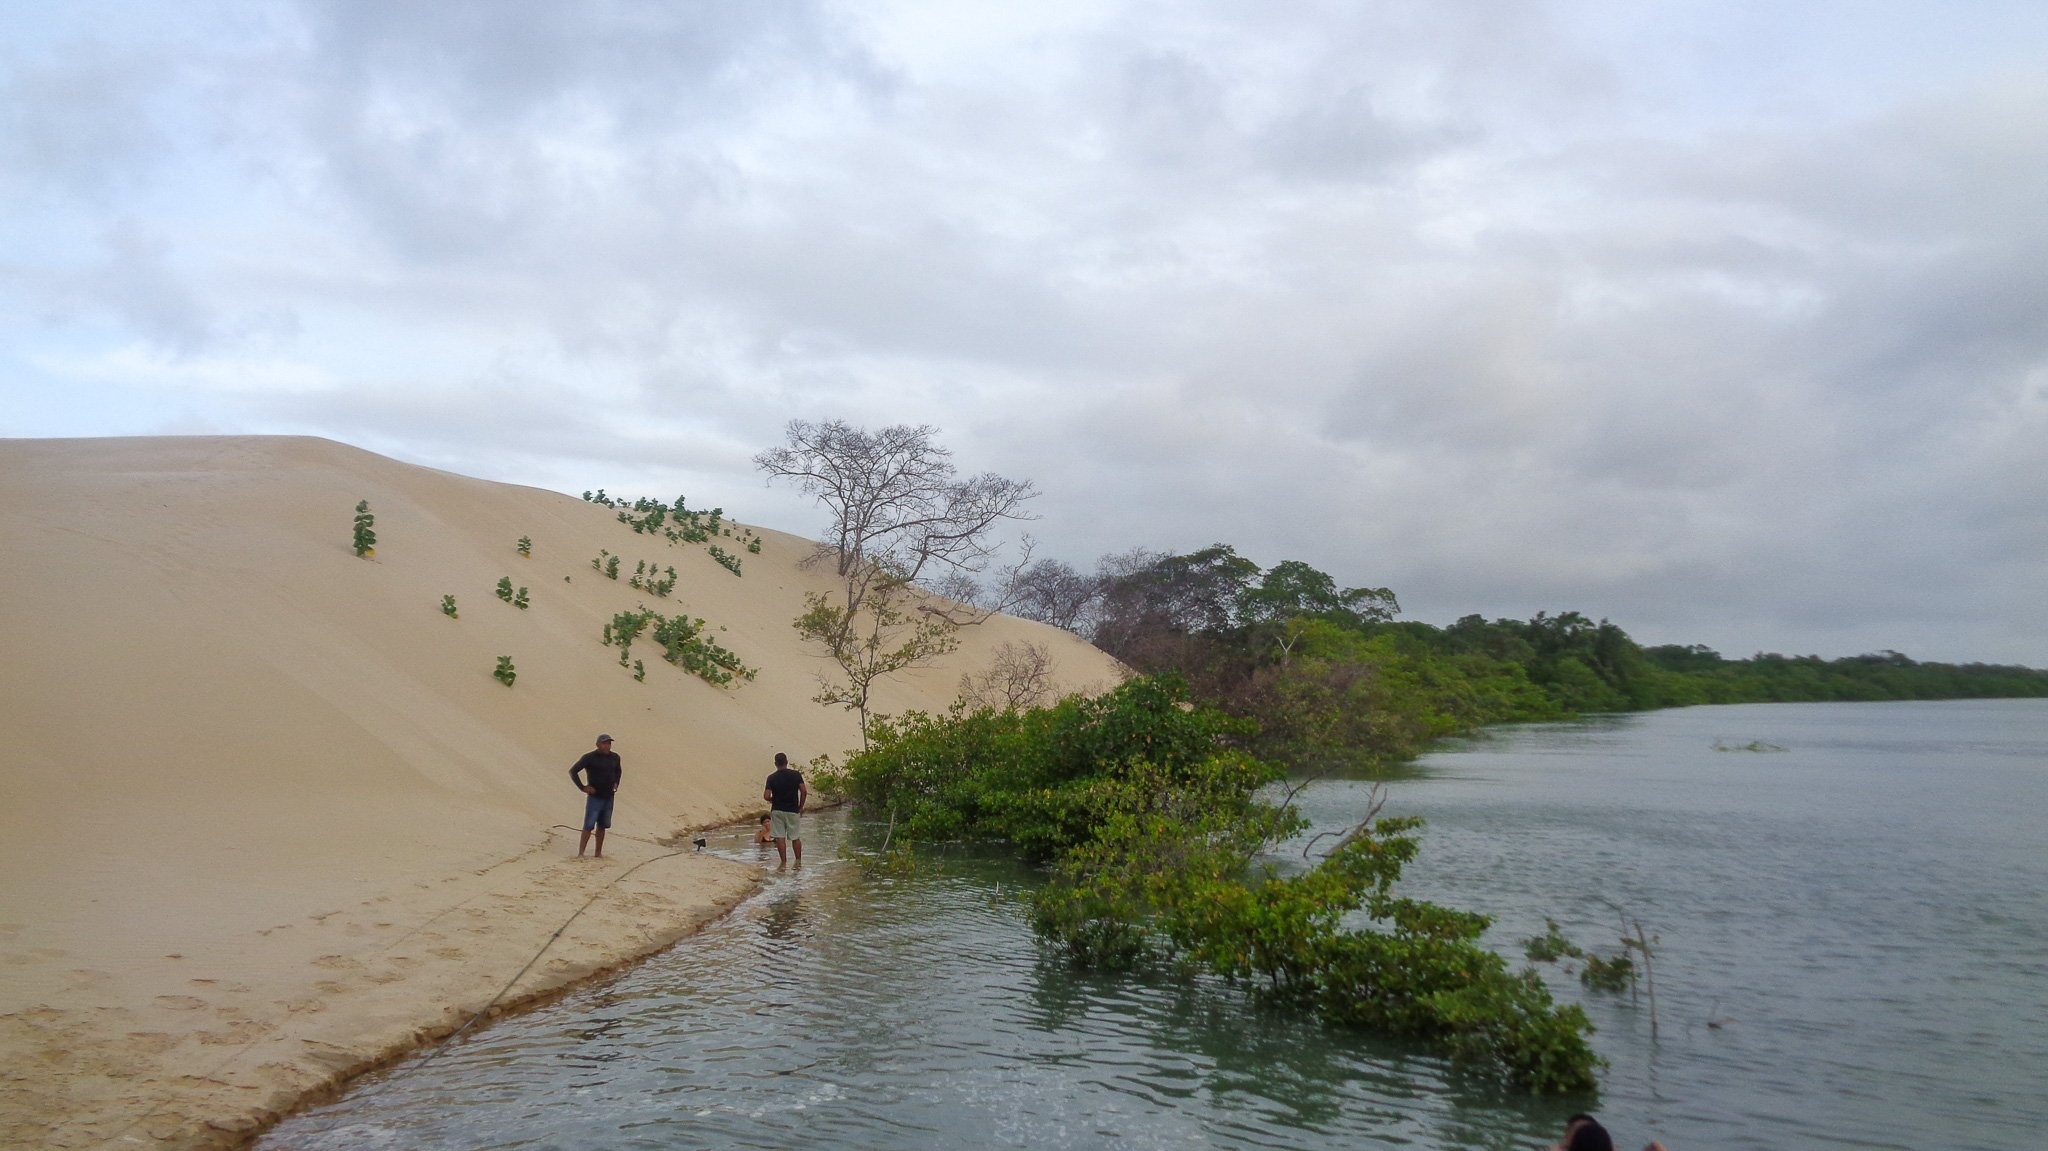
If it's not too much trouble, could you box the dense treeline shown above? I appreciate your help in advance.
[1002,543,2048,771]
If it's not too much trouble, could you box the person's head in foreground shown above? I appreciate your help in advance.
[1559,1114,1613,1151]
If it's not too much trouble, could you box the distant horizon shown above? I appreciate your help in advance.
[8,428,2035,670]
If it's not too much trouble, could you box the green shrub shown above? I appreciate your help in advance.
[440,595,458,619]
[600,606,752,685]
[836,676,1601,1094]
[517,535,532,557]
[493,656,516,687]
[1580,953,1635,993]
[352,500,376,557]
[496,577,514,602]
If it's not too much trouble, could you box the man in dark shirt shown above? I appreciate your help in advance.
[570,734,622,858]
[762,751,807,865]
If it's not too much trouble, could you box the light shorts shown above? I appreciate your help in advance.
[770,809,802,840]
[582,792,616,830]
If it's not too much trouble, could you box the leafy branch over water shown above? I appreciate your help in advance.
[821,675,1601,1094]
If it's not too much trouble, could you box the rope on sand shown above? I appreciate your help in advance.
[407,833,696,1070]
[293,830,700,1136]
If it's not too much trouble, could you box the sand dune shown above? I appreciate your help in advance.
[0,435,1122,1148]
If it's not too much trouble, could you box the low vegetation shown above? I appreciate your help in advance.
[351,500,376,557]
[821,676,1601,1094]
[603,607,754,686]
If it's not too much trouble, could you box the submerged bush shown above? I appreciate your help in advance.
[829,676,1601,1094]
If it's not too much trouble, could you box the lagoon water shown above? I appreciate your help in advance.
[264,700,2048,1150]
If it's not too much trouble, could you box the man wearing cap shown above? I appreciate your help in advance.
[569,734,623,858]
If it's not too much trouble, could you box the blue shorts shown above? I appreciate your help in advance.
[582,793,616,830]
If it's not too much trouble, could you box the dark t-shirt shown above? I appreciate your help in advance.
[571,750,622,796]
[765,766,805,812]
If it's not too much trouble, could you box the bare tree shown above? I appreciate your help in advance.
[957,641,1057,712]
[1001,557,1101,633]
[761,420,1039,745]
[754,419,1039,587]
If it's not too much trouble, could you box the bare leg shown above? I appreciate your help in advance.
[793,837,802,864]
[592,828,606,858]
[578,828,592,857]
[773,836,788,865]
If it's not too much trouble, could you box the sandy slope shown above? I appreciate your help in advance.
[0,435,1122,1148]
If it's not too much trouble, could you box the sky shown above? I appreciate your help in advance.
[4,0,2044,665]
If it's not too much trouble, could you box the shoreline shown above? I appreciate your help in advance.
[0,822,766,1151]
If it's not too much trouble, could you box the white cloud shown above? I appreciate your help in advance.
[2,0,2044,664]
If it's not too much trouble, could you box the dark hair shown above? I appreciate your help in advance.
[774,752,788,767]
[1563,1116,1613,1151]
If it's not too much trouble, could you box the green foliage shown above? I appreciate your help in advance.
[603,606,753,686]
[835,677,1600,1093]
[1580,953,1635,993]
[795,578,960,747]
[591,551,622,580]
[513,586,529,610]
[625,559,677,597]
[517,535,532,557]
[351,500,376,557]
[440,594,458,619]
[1523,918,1584,963]
[1522,919,1643,997]
[632,659,645,682]
[708,544,742,575]
[496,577,514,603]
[492,656,516,687]
[581,488,617,508]
[1082,542,2048,788]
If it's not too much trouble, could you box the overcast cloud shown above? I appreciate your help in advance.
[4,0,2044,664]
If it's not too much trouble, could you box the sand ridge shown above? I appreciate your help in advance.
[0,435,1123,1148]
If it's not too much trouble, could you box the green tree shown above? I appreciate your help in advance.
[795,573,958,747]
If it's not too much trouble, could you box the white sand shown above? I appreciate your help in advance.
[0,435,1123,1148]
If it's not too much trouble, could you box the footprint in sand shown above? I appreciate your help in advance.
[197,1019,273,1045]
[430,947,464,960]
[125,1031,182,1054]
[310,955,362,971]
[153,995,208,1011]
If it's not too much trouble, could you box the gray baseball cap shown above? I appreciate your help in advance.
[596,734,614,743]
